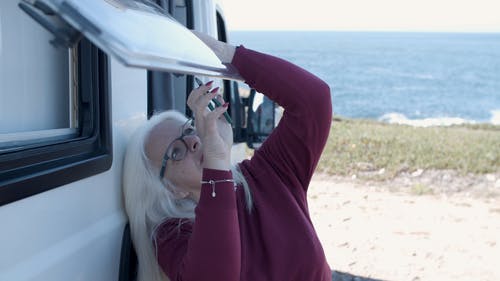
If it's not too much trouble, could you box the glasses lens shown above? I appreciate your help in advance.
[169,140,188,161]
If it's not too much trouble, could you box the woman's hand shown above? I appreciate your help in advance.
[187,81,233,171]
[191,30,236,63]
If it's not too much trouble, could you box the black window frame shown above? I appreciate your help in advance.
[215,11,246,143]
[0,38,112,206]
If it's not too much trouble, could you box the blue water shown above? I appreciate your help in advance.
[229,31,500,125]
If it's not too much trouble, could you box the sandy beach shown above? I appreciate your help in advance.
[308,173,500,281]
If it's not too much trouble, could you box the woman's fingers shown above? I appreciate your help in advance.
[196,88,219,115]
[187,81,214,110]
[211,101,229,119]
[186,80,230,142]
[187,84,228,136]
[188,89,220,114]
[204,101,227,125]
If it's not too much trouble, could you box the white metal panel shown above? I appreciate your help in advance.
[110,57,148,164]
[0,170,126,281]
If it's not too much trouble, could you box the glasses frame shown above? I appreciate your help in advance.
[159,118,195,179]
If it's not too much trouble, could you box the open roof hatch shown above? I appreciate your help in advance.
[20,0,240,79]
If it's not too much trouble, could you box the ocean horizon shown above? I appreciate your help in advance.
[229,31,500,126]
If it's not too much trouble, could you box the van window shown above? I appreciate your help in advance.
[172,0,188,25]
[148,0,194,117]
[0,1,111,206]
[0,2,73,149]
[216,11,245,142]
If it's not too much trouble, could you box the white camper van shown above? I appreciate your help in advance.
[0,1,276,280]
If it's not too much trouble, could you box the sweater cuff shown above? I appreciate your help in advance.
[231,45,260,87]
[197,169,237,211]
[231,45,246,72]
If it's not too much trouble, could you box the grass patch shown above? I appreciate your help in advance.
[410,184,434,195]
[317,117,500,179]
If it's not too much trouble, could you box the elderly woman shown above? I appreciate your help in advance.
[123,34,332,281]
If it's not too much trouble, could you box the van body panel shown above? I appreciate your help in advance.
[0,169,125,280]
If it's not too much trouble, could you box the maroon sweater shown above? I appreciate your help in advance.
[156,46,332,281]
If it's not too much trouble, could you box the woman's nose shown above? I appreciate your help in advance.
[183,134,201,152]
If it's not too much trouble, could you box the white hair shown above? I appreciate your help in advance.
[122,110,252,281]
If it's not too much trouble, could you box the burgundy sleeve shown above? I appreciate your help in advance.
[232,46,332,190]
[156,169,240,281]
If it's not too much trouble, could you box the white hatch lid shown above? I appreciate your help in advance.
[32,0,239,78]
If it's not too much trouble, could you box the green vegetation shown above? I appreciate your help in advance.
[410,183,434,195]
[317,117,500,180]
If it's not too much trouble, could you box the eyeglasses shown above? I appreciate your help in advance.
[159,118,196,179]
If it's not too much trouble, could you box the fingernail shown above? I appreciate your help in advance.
[205,81,214,86]
[223,102,229,108]
[210,87,219,93]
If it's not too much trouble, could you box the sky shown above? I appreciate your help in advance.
[217,0,500,32]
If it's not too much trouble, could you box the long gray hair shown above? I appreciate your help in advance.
[122,110,252,281]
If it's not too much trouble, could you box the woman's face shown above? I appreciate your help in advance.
[145,116,203,201]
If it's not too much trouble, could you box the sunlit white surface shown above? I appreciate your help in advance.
[219,0,500,32]
[489,110,500,125]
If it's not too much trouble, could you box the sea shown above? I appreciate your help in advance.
[229,31,500,126]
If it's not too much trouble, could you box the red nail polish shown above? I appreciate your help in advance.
[223,102,229,108]
[210,87,219,93]
[205,81,214,86]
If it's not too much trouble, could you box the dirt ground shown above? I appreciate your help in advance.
[308,172,500,281]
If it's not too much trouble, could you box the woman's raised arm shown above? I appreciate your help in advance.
[233,46,332,191]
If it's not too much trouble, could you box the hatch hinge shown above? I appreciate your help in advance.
[18,0,82,48]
